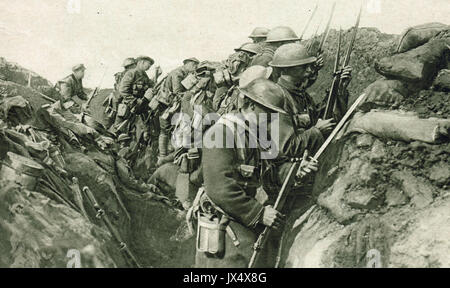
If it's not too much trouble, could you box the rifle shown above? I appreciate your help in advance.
[85,66,108,110]
[299,3,318,41]
[248,92,368,268]
[322,4,362,120]
[82,186,142,268]
[317,1,336,54]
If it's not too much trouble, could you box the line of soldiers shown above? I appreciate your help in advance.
[55,25,353,268]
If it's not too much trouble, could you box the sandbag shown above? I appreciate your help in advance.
[361,79,407,111]
[432,69,450,92]
[346,110,450,144]
[375,38,449,87]
[396,23,449,53]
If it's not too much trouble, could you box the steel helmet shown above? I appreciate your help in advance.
[265,26,300,43]
[183,57,200,65]
[72,64,86,72]
[239,65,273,88]
[234,42,263,55]
[136,56,155,65]
[239,78,287,114]
[269,43,317,68]
[122,58,136,68]
[249,27,270,39]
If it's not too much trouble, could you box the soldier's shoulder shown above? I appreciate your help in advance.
[169,66,186,77]
[123,68,138,78]
[59,74,74,84]
[203,120,233,147]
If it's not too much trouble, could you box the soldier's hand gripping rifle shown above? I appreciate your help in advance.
[322,5,362,120]
[248,92,368,268]
[82,186,141,268]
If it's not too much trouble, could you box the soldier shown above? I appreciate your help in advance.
[195,78,318,268]
[114,58,137,91]
[234,42,263,62]
[112,56,155,136]
[157,58,200,164]
[55,64,87,110]
[258,43,352,217]
[214,65,272,115]
[103,58,137,129]
[250,26,301,69]
[269,43,352,143]
[248,27,270,44]
[212,52,252,112]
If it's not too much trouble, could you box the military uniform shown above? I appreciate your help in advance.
[194,79,289,268]
[105,61,136,128]
[157,65,191,158]
[250,46,276,67]
[55,74,87,104]
[196,114,278,268]
[212,52,251,114]
[112,68,154,135]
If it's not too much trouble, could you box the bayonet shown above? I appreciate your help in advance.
[318,1,336,54]
[249,92,368,268]
[299,3,318,41]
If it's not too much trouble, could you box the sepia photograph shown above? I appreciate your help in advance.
[0,0,448,274]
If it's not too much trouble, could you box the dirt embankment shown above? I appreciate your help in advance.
[0,58,194,268]
[0,24,448,268]
[280,25,449,268]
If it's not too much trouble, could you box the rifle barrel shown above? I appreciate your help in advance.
[343,4,362,66]
[318,1,336,53]
[323,28,342,119]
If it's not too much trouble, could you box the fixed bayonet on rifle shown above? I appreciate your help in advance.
[312,17,323,39]
[82,186,141,268]
[318,1,336,54]
[322,4,362,120]
[323,28,343,119]
[248,92,368,268]
[299,3,318,41]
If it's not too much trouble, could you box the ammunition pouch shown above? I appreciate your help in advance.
[156,88,172,106]
[236,164,260,189]
[117,103,129,118]
[161,101,180,120]
[213,69,234,87]
[181,74,199,91]
[148,96,160,112]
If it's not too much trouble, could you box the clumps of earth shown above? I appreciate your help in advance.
[0,23,449,267]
